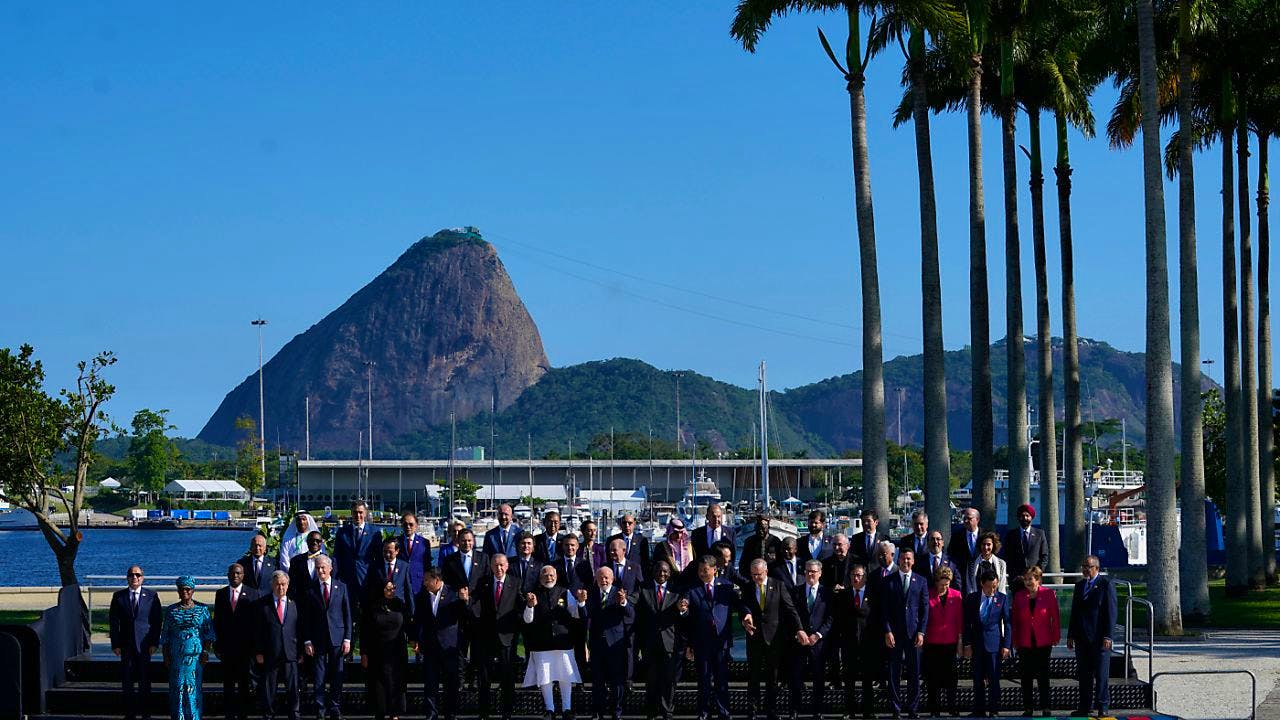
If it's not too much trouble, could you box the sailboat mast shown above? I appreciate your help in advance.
[759,361,770,512]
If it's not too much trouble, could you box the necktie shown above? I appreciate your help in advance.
[932,556,938,573]
[855,589,862,608]
[324,583,331,607]
[757,584,765,607]
[706,583,713,600]
[625,535,632,554]
[495,580,503,605]
[867,535,873,556]
[790,561,796,583]
[657,585,665,606]
[616,563,624,583]
[276,598,285,624]
[463,554,472,577]
[969,533,976,555]
[131,591,139,614]
[387,562,393,579]
[255,559,262,583]
[808,587,816,608]
[548,540,557,561]
[982,595,992,622]
[230,588,237,611]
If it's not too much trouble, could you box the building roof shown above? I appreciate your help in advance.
[98,477,122,488]
[163,479,247,494]
[474,485,569,501]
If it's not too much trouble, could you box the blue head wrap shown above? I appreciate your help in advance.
[176,575,196,590]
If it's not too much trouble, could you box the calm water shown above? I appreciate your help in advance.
[0,528,257,586]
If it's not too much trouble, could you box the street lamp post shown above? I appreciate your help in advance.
[251,318,268,483]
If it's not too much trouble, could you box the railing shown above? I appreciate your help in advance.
[83,575,225,622]
[1127,597,1154,681]
[1152,669,1257,720]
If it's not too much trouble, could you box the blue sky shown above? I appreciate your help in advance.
[0,3,1272,437]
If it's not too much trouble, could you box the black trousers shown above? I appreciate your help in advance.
[220,652,254,720]
[841,639,879,716]
[789,640,827,717]
[261,660,300,720]
[643,645,683,720]
[746,639,783,718]
[477,642,516,717]
[592,642,629,720]
[312,646,345,714]
[119,649,151,720]
[1074,641,1111,713]
[695,643,732,720]
[421,646,460,720]
[921,644,958,715]
[1019,646,1052,712]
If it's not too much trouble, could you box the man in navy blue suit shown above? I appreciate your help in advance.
[482,503,521,558]
[579,565,636,720]
[917,530,960,590]
[533,509,564,564]
[605,536,643,593]
[680,555,746,720]
[791,560,835,720]
[1068,556,1117,717]
[553,534,591,591]
[397,512,433,593]
[691,503,735,560]
[303,556,351,720]
[898,511,932,562]
[333,500,381,620]
[797,509,833,564]
[608,511,653,576]
[413,568,470,720]
[882,549,929,718]
[256,571,304,720]
[214,563,260,720]
[507,531,545,593]
[237,533,278,592]
[109,565,161,720]
[771,538,803,592]
[367,537,416,613]
[963,568,1012,717]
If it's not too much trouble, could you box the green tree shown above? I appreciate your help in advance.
[0,345,116,586]
[127,408,179,494]
[235,416,264,498]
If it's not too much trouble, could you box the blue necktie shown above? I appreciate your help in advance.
[463,554,472,578]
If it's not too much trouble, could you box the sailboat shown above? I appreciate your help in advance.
[740,361,799,541]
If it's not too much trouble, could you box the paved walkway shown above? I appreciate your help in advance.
[1138,630,1280,720]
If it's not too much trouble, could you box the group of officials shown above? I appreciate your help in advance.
[109,500,1119,720]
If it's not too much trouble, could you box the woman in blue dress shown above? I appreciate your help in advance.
[159,575,215,720]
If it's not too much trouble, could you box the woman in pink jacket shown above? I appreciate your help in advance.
[1012,566,1061,716]
[922,565,963,717]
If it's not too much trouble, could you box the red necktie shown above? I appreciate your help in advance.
[276,598,284,623]
[387,563,393,579]
[855,590,862,608]
[324,583,331,607]
[657,586,665,606]
[496,580,503,605]
[230,589,237,611]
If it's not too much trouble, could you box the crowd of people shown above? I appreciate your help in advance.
[108,500,1119,720]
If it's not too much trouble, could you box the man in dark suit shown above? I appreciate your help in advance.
[605,536,643,593]
[741,558,802,720]
[680,556,745,720]
[850,509,888,567]
[691,503,735,560]
[882,549,930,718]
[367,537,416,613]
[214,563,260,720]
[507,531,545,593]
[553,534,591,592]
[898,510,932,561]
[838,564,879,720]
[946,507,983,574]
[739,514,783,576]
[771,537,803,592]
[1000,504,1048,587]
[916,530,960,589]
[791,560,835,720]
[413,568,470,720]
[109,565,161,720]
[255,571,303,720]
[303,556,351,720]
[579,565,636,720]
[821,534,853,590]
[287,531,324,601]
[797,509,834,564]
[608,511,653,576]
[533,509,564,564]
[1068,556,1117,717]
[397,512,433,593]
[963,568,1012,717]
[472,554,523,720]
[482,503,521,558]
[238,533,278,592]
[440,529,487,592]
[333,500,381,620]
[636,560,685,720]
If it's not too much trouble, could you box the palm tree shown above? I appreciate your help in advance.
[1136,0,1183,634]
[731,1,891,520]
[1255,86,1277,585]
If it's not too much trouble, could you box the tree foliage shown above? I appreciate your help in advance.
[235,415,264,498]
[127,408,178,494]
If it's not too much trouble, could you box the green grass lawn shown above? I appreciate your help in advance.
[1118,578,1280,630]
[0,608,110,635]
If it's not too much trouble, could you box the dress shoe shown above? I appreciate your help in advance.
[544,712,555,720]
[909,713,919,719]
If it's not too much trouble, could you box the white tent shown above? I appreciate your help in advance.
[163,479,248,500]
[99,477,122,489]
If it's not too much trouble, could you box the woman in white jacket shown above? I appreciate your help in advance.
[964,530,1008,595]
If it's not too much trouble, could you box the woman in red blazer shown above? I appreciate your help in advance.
[1012,566,1061,716]
[923,565,963,717]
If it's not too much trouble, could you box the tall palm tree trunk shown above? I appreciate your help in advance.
[1238,100,1265,589]
[1259,135,1276,585]
[1001,40,1031,518]
[1028,108,1059,572]
[1136,0,1182,634]
[1175,5,1209,620]
[1222,80,1248,596]
[970,53,997,529]
[845,8,888,519]
[1055,110,1085,570]
[909,27,951,539]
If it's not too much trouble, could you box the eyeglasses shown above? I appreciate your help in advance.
[307,538,322,544]
[127,573,142,578]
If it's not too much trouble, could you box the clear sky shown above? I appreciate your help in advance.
[1,3,1273,438]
